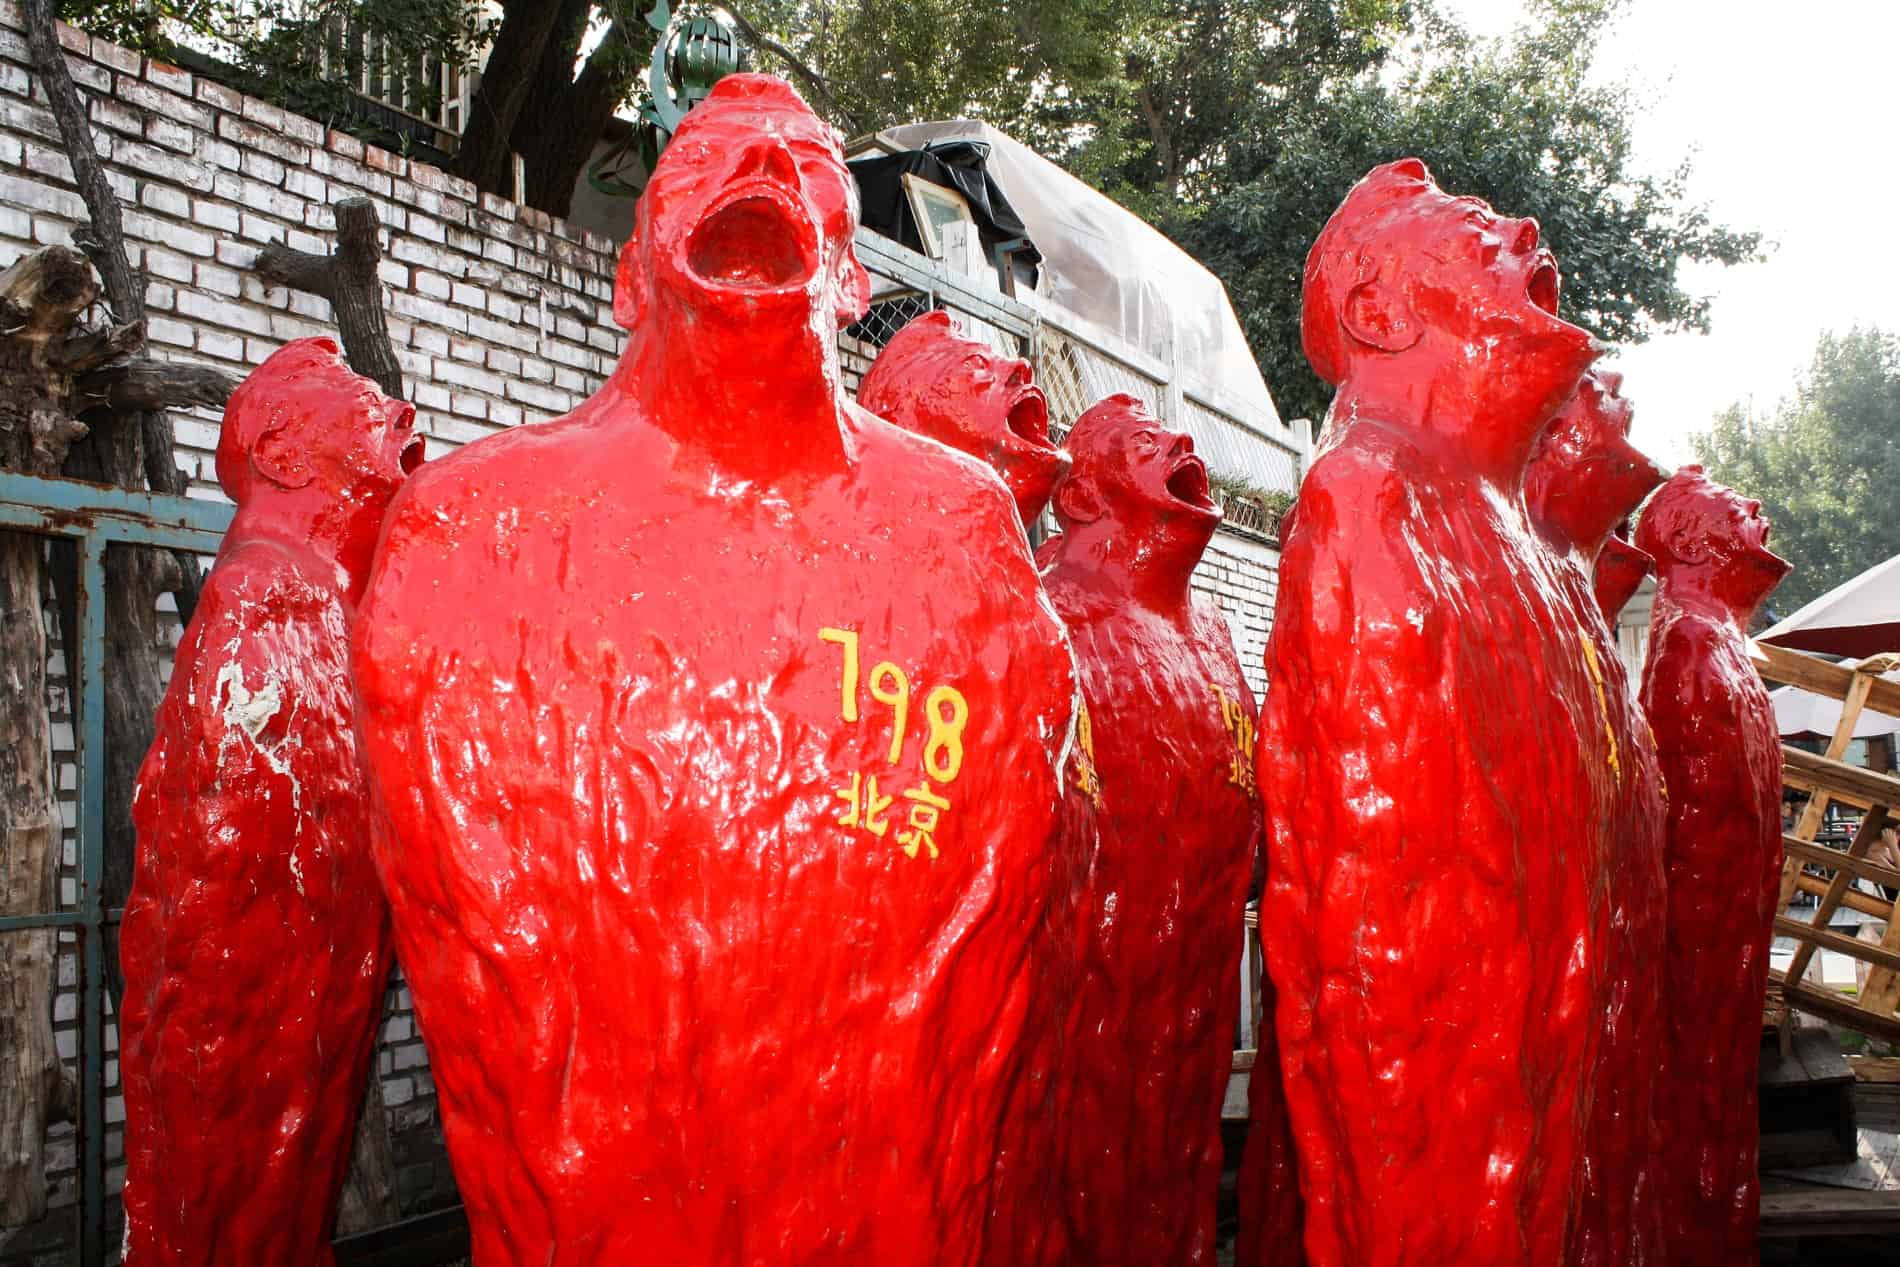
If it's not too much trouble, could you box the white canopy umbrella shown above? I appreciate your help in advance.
[1761,552,1900,659]
[1771,655,1900,739]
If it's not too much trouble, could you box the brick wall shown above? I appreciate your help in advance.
[0,6,1286,1251]
[1194,531,1279,701]
[1,8,628,1240]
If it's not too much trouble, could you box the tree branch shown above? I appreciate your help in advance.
[252,198,403,399]
[25,2,137,321]
[74,359,243,415]
[718,2,857,132]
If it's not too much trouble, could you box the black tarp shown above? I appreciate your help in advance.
[848,141,1042,279]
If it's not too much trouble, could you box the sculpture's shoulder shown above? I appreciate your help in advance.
[1284,419,1438,557]
[1641,608,1739,731]
[187,539,344,659]
[1189,599,1250,695]
[1038,560,1118,629]
[846,402,1023,530]
[386,412,600,528]
[1278,422,1444,635]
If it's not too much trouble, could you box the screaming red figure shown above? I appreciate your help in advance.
[350,75,1076,1267]
[1260,158,1619,1267]
[1236,989,1306,1267]
[858,310,1068,527]
[1039,394,1264,1267]
[1636,467,1790,1267]
[120,338,421,1266]
[1524,371,1670,1267]
[1594,533,1653,626]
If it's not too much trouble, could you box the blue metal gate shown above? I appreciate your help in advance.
[0,471,232,1266]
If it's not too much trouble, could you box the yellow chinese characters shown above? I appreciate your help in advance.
[1070,700,1104,806]
[819,627,971,860]
[1210,683,1257,797]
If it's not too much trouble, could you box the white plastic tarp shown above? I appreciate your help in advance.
[876,120,1279,424]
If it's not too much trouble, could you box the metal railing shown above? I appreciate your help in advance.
[847,230,1310,510]
[0,474,233,1267]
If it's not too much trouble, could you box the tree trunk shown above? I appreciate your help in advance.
[0,243,109,1227]
[453,0,583,198]
[0,530,60,1229]
[517,33,627,219]
[255,199,403,399]
[333,1071,400,1235]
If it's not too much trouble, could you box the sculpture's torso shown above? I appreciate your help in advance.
[1261,419,1616,1267]
[1642,602,1781,1267]
[1548,552,1668,1267]
[353,401,1075,1267]
[1042,577,1259,1267]
[122,538,391,1267]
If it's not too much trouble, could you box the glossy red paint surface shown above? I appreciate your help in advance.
[1594,534,1653,625]
[120,338,419,1265]
[859,310,1068,527]
[1236,979,1305,1267]
[1526,371,1670,1267]
[1038,394,1261,1267]
[351,76,1075,1267]
[1262,158,1618,1267]
[1637,466,1790,1267]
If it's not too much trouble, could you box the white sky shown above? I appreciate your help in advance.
[1437,0,1900,465]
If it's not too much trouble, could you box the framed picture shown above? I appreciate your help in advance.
[901,172,977,260]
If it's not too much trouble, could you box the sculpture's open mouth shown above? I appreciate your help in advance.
[1167,453,1214,509]
[1527,258,1560,315]
[1006,389,1051,447]
[686,187,815,291]
[399,435,425,476]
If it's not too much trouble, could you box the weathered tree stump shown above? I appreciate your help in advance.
[0,245,107,1227]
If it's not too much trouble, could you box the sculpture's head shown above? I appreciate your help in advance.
[614,73,870,336]
[218,338,420,510]
[1302,158,1597,438]
[1635,465,1792,615]
[1593,530,1653,623]
[1525,370,1669,556]
[1052,394,1221,568]
[859,311,1068,525]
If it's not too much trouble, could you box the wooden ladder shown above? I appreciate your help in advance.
[1755,641,1900,1040]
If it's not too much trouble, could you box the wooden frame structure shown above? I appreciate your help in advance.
[1756,640,1900,1040]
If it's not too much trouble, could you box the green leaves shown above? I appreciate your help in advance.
[1158,2,1758,426]
[1694,327,1900,616]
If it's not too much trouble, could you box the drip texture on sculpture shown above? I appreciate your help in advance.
[1638,465,1791,1267]
[1525,369,1670,1267]
[120,338,419,1266]
[1260,157,1616,1267]
[859,310,1067,527]
[1040,393,1268,1267]
[351,74,1075,1267]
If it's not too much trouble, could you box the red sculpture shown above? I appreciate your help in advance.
[1037,393,1262,1266]
[1236,995,1306,1267]
[1525,370,1670,1267]
[1594,532,1653,625]
[1260,158,1618,1267]
[120,338,421,1266]
[858,310,1067,527]
[1636,466,1790,1267]
[351,75,1076,1267]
